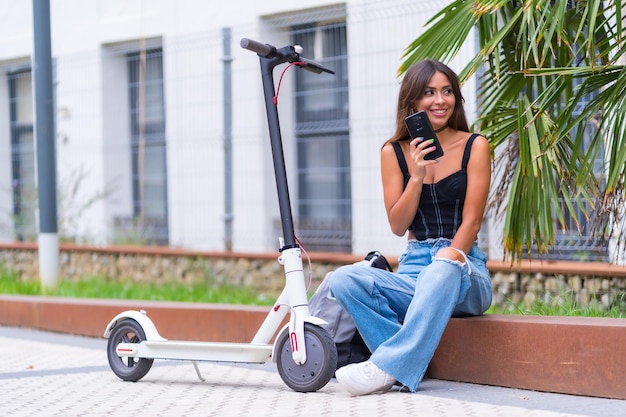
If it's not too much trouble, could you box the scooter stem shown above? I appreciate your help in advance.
[258,46,300,249]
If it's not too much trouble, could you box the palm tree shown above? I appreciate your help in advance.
[400,0,625,263]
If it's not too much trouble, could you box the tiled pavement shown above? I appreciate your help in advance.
[1,326,623,417]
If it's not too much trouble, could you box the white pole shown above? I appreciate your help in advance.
[38,233,59,288]
[33,0,59,288]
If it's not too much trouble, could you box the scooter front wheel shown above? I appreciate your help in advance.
[275,322,337,392]
[106,318,154,382]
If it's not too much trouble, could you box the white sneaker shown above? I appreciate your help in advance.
[335,361,396,396]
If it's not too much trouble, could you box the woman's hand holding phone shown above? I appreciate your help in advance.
[404,111,444,160]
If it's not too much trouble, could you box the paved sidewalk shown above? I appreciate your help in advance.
[1,326,623,417]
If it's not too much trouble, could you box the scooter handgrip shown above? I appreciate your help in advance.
[240,38,273,57]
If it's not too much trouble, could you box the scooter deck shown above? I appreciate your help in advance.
[116,340,273,363]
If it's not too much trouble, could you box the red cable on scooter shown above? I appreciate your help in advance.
[273,62,306,105]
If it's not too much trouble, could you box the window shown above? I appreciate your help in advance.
[526,82,607,261]
[127,48,168,244]
[292,22,351,252]
[8,68,36,241]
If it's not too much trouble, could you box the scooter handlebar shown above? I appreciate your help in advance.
[240,38,335,74]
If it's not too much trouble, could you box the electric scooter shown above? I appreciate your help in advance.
[103,38,338,393]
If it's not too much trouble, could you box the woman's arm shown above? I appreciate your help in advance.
[450,135,491,254]
[381,139,437,236]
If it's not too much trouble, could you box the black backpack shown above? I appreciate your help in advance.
[308,251,393,371]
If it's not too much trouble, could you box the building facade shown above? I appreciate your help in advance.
[0,0,610,262]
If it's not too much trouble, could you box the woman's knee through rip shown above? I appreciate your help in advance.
[434,247,466,263]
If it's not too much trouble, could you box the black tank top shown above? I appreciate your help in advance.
[391,133,479,240]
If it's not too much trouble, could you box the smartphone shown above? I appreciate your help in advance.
[404,110,444,160]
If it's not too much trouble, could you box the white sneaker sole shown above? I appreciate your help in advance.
[335,365,396,396]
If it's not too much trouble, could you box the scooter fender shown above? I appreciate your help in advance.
[271,315,327,362]
[103,309,167,341]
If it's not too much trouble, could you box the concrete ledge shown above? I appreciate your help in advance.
[0,295,272,342]
[428,315,626,400]
[1,295,624,400]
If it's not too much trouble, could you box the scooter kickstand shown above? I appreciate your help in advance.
[191,361,206,382]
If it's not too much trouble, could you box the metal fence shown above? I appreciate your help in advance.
[0,0,610,261]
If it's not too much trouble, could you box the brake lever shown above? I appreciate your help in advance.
[297,57,335,75]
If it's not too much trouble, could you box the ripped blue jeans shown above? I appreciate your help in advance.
[328,238,492,392]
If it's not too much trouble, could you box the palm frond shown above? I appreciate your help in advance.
[399,0,625,262]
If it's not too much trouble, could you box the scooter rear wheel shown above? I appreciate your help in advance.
[275,322,337,392]
[107,318,154,382]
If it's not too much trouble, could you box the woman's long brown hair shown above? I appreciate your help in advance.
[386,60,469,146]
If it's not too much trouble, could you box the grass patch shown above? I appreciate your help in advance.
[0,268,274,306]
[2,267,625,316]
[486,292,626,318]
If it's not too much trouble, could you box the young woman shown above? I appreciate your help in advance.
[329,60,493,395]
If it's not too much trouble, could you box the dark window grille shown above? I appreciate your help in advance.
[526,83,608,261]
[291,22,351,252]
[125,48,169,245]
[8,68,37,241]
